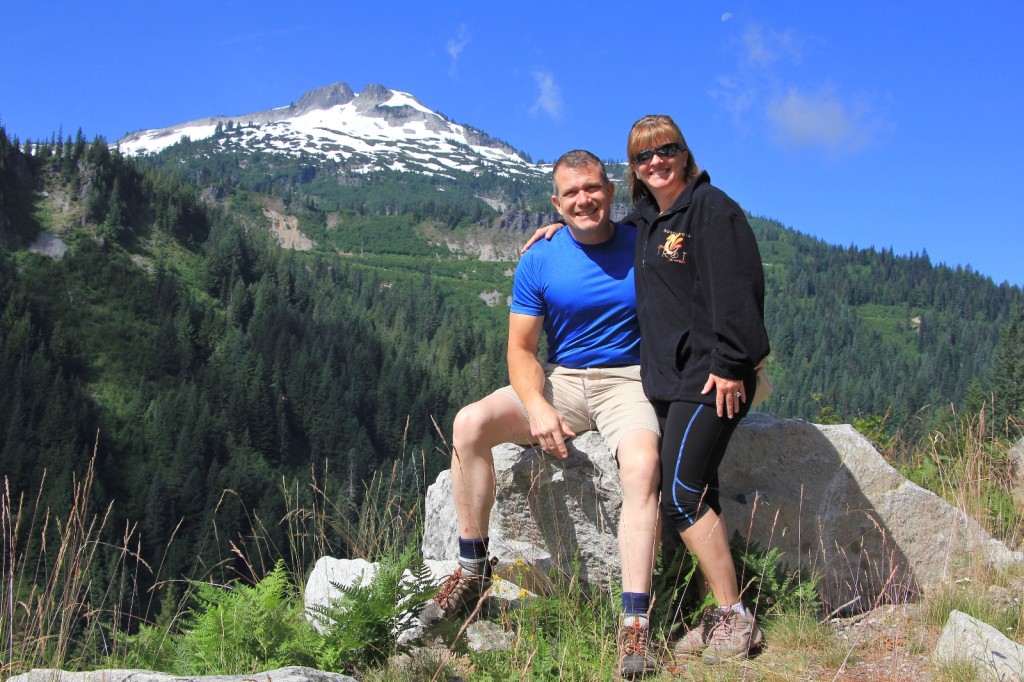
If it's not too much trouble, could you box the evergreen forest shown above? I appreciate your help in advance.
[2,124,1023,635]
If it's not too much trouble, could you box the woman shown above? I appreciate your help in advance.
[624,114,769,662]
[526,115,770,662]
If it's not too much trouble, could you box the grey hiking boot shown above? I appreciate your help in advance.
[419,557,497,625]
[672,606,719,659]
[617,614,657,679]
[702,608,764,662]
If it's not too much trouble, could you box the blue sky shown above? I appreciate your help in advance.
[5,1,1023,286]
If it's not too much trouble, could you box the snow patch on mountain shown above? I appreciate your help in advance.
[116,83,544,180]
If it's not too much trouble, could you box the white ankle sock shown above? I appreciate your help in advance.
[728,602,750,617]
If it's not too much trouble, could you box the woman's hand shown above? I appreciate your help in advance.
[702,373,744,419]
[521,222,564,254]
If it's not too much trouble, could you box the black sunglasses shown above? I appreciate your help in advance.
[632,143,684,164]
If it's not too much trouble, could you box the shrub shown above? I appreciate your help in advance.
[734,532,821,617]
[123,560,319,675]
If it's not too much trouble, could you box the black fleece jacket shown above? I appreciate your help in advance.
[627,171,770,404]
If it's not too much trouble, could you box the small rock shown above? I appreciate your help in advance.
[933,610,1024,681]
[466,620,515,652]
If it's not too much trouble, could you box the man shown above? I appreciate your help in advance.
[421,150,661,678]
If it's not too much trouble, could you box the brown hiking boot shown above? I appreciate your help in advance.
[702,608,764,662]
[672,606,719,659]
[419,557,497,625]
[617,615,657,679]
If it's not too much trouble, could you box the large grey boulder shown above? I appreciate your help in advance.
[5,668,355,682]
[933,610,1024,680]
[1009,437,1024,506]
[422,414,1023,613]
[423,431,624,590]
[720,415,1022,612]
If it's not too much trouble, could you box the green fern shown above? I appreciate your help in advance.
[308,545,436,671]
[653,531,821,635]
[174,560,319,674]
[116,621,178,672]
[732,531,821,616]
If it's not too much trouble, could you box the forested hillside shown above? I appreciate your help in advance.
[751,217,1022,429]
[144,130,1023,433]
[2,124,1023,624]
[0,127,510,616]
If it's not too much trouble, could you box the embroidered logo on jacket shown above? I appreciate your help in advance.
[658,230,688,263]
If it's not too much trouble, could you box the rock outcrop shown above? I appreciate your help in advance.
[27,230,68,259]
[303,557,528,623]
[290,83,355,115]
[422,414,1024,612]
[934,610,1024,680]
[424,431,624,591]
[719,415,1022,611]
[5,667,355,682]
[1010,437,1024,506]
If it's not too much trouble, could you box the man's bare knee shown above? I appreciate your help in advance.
[453,403,486,442]
[617,433,660,471]
[452,394,526,457]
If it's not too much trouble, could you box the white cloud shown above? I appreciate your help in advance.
[446,24,470,75]
[709,73,760,121]
[709,22,801,126]
[766,84,874,153]
[712,20,882,154]
[529,69,563,120]
[722,12,733,22]
[741,23,800,67]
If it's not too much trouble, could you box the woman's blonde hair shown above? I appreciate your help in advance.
[626,115,700,204]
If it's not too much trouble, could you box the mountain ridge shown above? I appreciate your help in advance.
[116,82,543,181]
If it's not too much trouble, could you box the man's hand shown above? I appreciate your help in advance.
[507,312,575,457]
[521,222,564,254]
[525,400,576,458]
[702,373,744,419]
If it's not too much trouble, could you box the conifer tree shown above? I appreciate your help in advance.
[104,177,126,239]
[991,303,1024,434]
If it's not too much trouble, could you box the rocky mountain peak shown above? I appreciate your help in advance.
[356,83,393,105]
[115,81,543,181]
[291,82,355,114]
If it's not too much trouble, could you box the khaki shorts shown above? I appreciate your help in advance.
[495,364,660,455]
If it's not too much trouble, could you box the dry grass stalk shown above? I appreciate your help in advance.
[1,435,146,676]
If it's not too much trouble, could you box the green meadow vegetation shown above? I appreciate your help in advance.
[2,411,1021,680]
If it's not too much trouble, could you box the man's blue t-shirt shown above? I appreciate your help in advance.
[510,223,640,368]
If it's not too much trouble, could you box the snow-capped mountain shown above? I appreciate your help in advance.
[116,82,545,180]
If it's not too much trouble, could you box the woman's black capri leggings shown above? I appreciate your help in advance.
[653,378,755,532]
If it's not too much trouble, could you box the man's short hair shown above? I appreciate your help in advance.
[552,150,610,194]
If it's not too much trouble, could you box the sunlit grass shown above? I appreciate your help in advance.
[3,409,1021,679]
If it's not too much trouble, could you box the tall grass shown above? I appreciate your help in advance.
[885,407,1024,675]
[2,408,1021,680]
[1,436,145,676]
[902,407,1023,550]
[1,426,429,677]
